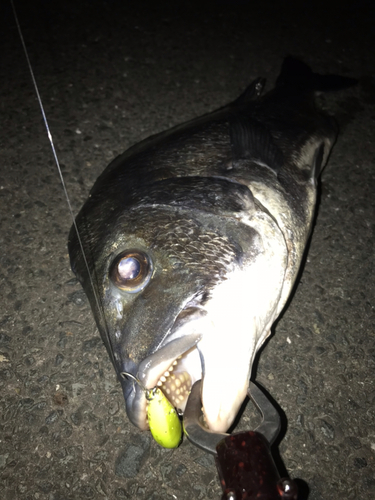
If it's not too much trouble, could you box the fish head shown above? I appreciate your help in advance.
[69,176,288,432]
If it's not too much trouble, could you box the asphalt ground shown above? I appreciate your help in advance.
[1,1,374,499]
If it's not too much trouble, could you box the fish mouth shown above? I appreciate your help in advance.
[123,307,207,430]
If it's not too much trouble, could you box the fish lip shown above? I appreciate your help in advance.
[120,376,147,429]
[138,306,206,388]
[123,307,206,429]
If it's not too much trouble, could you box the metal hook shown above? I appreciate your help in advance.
[120,371,147,392]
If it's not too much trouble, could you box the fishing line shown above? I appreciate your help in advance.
[11,0,115,366]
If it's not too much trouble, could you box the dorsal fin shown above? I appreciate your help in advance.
[229,116,283,173]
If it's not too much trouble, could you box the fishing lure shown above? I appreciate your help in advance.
[146,387,182,449]
[122,373,182,449]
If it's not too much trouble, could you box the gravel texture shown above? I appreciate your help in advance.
[1,1,374,499]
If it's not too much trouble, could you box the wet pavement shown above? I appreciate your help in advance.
[1,0,374,499]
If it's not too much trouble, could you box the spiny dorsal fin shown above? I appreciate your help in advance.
[233,77,266,105]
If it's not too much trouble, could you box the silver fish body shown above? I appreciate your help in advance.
[69,58,354,432]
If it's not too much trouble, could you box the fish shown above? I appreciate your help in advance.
[68,57,356,433]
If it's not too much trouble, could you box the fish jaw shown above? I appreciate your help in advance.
[120,313,208,430]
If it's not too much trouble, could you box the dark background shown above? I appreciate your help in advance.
[1,1,374,499]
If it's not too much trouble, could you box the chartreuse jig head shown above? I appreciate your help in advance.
[121,372,182,449]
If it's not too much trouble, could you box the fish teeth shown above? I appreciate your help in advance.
[157,370,192,410]
[151,355,192,414]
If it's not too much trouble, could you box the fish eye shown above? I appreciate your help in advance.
[109,250,152,293]
[118,257,141,280]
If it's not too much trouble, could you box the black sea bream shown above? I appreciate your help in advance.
[68,58,355,432]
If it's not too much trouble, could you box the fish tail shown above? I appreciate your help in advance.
[276,56,358,91]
